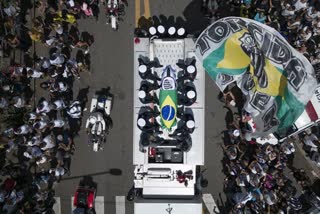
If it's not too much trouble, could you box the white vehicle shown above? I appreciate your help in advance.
[86,94,112,152]
[131,34,207,214]
[257,85,320,145]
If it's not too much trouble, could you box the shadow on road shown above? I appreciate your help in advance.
[62,168,122,181]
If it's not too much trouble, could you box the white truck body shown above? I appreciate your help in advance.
[133,37,205,213]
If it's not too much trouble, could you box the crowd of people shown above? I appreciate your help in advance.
[203,0,320,74]
[0,0,102,212]
[219,97,320,213]
[200,0,320,212]
[301,126,320,166]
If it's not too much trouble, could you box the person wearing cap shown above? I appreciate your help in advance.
[178,85,197,106]
[172,113,195,137]
[138,58,161,81]
[148,26,157,36]
[138,80,160,104]
[137,108,161,133]
[168,26,176,37]
[177,27,186,37]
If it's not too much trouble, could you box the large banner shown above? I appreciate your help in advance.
[196,17,317,137]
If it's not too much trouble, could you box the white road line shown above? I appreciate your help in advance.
[95,196,105,214]
[71,196,104,214]
[202,193,219,214]
[115,196,126,214]
[53,197,61,214]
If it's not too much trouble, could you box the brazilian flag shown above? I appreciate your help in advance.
[159,89,177,129]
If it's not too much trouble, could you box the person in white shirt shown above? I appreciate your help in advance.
[281,5,295,17]
[14,124,32,135]
[303,132,319,152]
[294,0,308,12]
[67,101,82,119]
[52,99,66,110]
[33,120,49,132]
[13,96,26,109]
[27,135,42,146]
[27,68,43,79]
[49,119,65,128]
[36,99,52,114]
[41,135,56,151]
[50,82,68,93]
[50,53,65,66]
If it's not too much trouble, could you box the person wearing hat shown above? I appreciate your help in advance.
[176,59,197,82]
[137,108,161,133]
[148,26,157,36]
[168,26,176,37]
[171,113,195,136]
[85,112,106,135]
[138,58,161,81]
[49,52,65,66]
[229,129,241,144]
[178,85,197,106]
[177,27,186,37]
[138,80,160,104]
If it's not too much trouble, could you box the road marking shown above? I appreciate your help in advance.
[71,196,75,211]
[71,196,104,214]
[202,193,219,214]
[116,196,126,214]
[95,196,105,214]
[143,0,150,18]
[135,0,140,27]
[53,197,61,214]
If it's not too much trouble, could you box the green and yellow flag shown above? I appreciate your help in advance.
[196,17,317,137]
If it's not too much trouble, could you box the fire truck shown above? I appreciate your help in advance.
[129,31,206,214]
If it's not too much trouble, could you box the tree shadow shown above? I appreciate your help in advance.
[182,0,211,36]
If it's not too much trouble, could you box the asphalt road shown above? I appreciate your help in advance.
[54,1,227,213]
